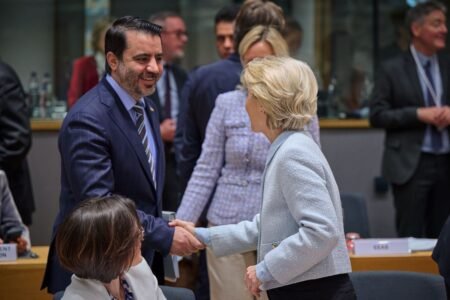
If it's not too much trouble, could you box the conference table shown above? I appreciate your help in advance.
[350,251,439,274]
[0,246,51,300]
[0,246,440,300]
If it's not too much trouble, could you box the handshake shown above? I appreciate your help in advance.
[168,219,205,257]
[167,219,263,297]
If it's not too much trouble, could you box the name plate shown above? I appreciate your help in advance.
[353,238,409,255]
[0,244,17,261]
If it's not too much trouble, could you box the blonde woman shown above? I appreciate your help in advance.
[173,56,355,299]
[176,26,320,300]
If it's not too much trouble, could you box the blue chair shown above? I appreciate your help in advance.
[340,192,371,238]
[350,271,447,300]
[160,285,195,300]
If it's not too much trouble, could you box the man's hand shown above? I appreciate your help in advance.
[417,107,443,125]
[160,118,176,142]
[435,106,450,128]
[169,219,196,235]
[245,265,261,298]
[170,226,204,256]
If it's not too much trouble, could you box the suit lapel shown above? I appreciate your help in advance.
[405,51,425,107]
[172,65,187,112]
[100,79,157,193]
[172,66,186,93]
[149,90,164,122]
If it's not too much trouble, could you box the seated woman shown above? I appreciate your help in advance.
[0,170,30,254]
[56,195,166,300]
[172,56,355,300]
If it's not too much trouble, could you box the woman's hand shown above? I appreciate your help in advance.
[245,265,261,297]
[169,219,196,235]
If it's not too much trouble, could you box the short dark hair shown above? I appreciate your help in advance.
[406,0,447,34]
[55,195,142,283]
[234,0,285,52]
[214,4,240,26]
[149,11,182,26]
[105,16,162,74]
[283,17,303,36]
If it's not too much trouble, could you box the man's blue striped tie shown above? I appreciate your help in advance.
[133,103,156,188]
[424,60,443,152]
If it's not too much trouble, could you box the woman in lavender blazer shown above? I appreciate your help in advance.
[174,56,355,300]
[176,26,320,300]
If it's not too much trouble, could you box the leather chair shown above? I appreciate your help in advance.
[340,192,371,238]
[350,271,447,300]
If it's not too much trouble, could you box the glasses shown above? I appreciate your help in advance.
[162,30,188,38]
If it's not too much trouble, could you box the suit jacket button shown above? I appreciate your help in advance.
[271,242,278,248]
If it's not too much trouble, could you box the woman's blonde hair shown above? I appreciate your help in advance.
[238,25,288,62]
[242,56,317,130]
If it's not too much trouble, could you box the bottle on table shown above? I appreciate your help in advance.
[28,71,40,118]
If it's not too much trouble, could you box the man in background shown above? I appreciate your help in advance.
[149,12,188,212]
[0,61,35,227]
[282,17,303,57]
[214,4,240,59]
[370,1,450,238]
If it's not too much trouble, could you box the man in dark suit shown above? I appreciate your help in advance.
[370,1,450,238]
[41,16,203,294]
[0,61,35,226]
[149,12,188,212]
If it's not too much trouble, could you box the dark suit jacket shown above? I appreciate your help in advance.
[149,63,187,123]
[0,62,35,225]
[174,53,242,192]
[42,77,174,293]
[369,50,450,185]
[433,216,450,296]
[67,56,99,108]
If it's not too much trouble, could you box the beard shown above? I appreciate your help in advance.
[116,62,159,99]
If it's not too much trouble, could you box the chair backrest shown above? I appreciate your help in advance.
[160,285,195,300]
[53,290,64,300]
[340,192,371,238]
[350,271,447,300]
[53,286,195,300]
